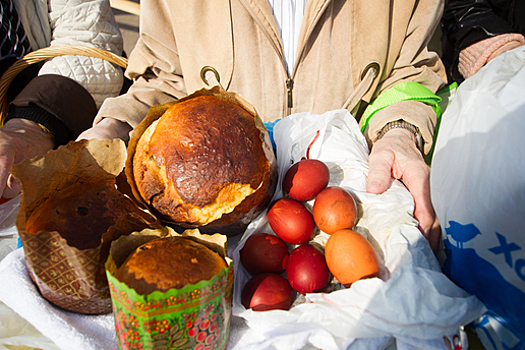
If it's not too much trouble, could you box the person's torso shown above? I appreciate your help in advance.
[166,0,416,121]
[132,0,441,123]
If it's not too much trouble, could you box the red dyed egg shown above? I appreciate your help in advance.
[240,232,290,275]
[286,243,331,294]
[267,198,316,244]
[241,273,295,311]
[283,159,330,201]
[312,186,357,234]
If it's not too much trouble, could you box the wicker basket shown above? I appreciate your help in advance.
[0,45,128,126]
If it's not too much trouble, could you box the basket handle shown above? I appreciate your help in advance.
[0,45,128,126]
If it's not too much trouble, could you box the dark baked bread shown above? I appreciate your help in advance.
[114,236,227,295]
[131,94,276,234]
[25,181,143,250]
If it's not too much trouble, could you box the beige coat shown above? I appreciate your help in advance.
[97,0,447,153]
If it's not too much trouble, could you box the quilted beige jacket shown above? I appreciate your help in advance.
[13,0,124,108]
[97,0,447,153]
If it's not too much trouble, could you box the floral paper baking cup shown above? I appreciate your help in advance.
[106,228,234,350]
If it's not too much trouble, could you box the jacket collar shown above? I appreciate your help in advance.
[239,0,332,74]
[294,0,332,75]
[239,0,284,60]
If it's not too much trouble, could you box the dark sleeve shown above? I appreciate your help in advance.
[441,0,516,83]
[5,74,97,147]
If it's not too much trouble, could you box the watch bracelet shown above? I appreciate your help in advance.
[378,119,424,154]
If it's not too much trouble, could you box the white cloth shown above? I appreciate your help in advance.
[267,0,308,75]
[0,249,116,350]
[0,247,273,350]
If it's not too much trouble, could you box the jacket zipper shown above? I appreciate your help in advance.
[284,0,330,115]
[286,78,294,109]
[240,0,331,117]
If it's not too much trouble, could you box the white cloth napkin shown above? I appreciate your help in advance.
[0,247,273,350]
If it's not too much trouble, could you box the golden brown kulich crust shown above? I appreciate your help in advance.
[114,236,228,295]
[25,181,142,250]
[132,95,271,228]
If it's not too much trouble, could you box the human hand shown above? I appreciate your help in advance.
[77,117,132,143]
[366,128,440,251]
[0,118,55,198]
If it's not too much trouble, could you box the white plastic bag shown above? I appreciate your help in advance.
[431,46,525,350]
[232,109,486,350]
[0,195,62,350]
[0,300,60,350]
[0,196,20,263]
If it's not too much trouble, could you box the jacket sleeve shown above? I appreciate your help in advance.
[38,0,124,109]
[95,0,187,127]
[362,0,448,156]
[441,0,515,83]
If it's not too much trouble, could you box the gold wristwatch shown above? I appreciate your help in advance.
[378,119,424,154]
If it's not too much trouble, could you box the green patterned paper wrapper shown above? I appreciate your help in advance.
[106,228,234,350]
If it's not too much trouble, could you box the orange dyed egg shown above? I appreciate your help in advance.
[312,186,357,234]
[324,229,380,287]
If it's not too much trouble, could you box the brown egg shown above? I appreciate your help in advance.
[324,229,380,287]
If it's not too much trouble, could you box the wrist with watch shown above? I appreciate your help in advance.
[377,119,424,154]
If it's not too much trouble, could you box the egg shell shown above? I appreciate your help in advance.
[282,159,330,202]
[325,229,380,287]
[241,273,295,311]
[239,232,290,275]
[285,243,331,294]
[312,186,357,234]
[267,198,317,244]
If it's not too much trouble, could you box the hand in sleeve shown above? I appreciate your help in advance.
[458,33,525,79]
[76,118,132,143]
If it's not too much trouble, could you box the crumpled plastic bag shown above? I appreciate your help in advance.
[431,46,525,350]
[231,109,486,350]
[0,196,19,263]
[0,300,60,350]
[0,198,60,350]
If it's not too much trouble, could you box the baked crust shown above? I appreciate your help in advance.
[114,236,227,294]
[132,95,274,231]
[25,180,143,250]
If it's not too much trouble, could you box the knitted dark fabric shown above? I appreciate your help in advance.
[5,106,70,147]
[6,74,98,147]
